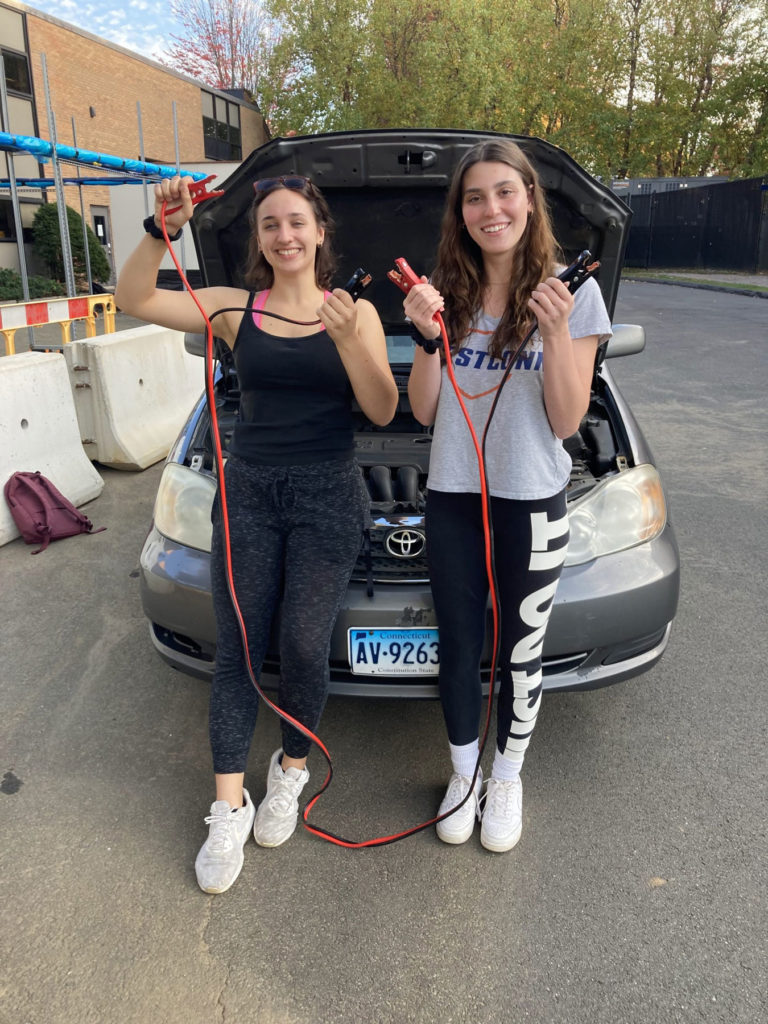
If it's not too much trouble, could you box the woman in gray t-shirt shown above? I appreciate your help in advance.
[404,139,611,853]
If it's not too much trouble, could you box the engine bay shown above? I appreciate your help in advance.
[189,355,625,587]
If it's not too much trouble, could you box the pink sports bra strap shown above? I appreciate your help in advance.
[251,289,270,330]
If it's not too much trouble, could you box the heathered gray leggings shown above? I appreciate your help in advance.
[209,455,368,771]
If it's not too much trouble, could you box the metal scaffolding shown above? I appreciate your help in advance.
[0,52,209,304]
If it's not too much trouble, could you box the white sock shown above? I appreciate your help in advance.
[450,739,481,779]
[492,747,522,782]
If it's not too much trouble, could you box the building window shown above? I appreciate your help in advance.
[0,200,16,240]
[1,48,31,97]
[93,214,108,244]
[202,91,242,161]
[0,198,35,243]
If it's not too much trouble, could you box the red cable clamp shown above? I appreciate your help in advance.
[166,174,224,214]
[388,257,442,352]
[386,257,422,296]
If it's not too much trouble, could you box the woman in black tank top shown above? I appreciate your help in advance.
[115,174,397,894]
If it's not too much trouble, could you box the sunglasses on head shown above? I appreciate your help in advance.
[253,175,310,194]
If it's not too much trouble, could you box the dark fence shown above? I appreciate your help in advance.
[624,177,768,272]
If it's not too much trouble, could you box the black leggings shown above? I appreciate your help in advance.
[209,455,368,772]
[426,488,568,764]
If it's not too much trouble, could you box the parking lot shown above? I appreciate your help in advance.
[1,281,766,1024]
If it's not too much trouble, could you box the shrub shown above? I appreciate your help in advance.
[0,268,23,301]
[32,203,111,286]
[0,268,67,301]
[28,274,67,298]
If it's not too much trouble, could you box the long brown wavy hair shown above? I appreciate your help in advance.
[243,177,338,290]
[432,140,560,359]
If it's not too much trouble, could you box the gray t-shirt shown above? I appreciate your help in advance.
[427,277,612,500]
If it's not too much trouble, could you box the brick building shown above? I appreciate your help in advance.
[0,0,269,279]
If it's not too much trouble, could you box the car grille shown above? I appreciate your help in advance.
[350,527,429,584]
[324,651,590,686]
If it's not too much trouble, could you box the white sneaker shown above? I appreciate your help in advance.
[194,789,255,894]
[480,777,523,852]
[253,749,309,848]
[435,770,483,845]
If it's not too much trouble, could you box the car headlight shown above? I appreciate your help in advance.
[152,462,216,552]
[565,464,667,566]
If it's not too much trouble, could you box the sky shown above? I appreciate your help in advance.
[25,0,171,62]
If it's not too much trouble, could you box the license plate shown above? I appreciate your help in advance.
[347,628,440,676]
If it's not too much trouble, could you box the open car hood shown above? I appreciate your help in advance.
[191,128,631,325]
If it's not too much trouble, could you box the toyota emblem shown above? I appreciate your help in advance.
[385,528,426,559]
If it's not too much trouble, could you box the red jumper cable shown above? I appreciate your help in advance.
[156,192,480,847]
[158,187,597,848]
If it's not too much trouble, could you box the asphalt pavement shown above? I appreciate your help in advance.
[1,280,766,1024]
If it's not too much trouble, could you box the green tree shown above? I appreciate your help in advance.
[713,53,768,177]
[257,0,768,179]
[263,0,371,133]
[262,0,626,171]
[32,203,111,288]
[610,0,766,177]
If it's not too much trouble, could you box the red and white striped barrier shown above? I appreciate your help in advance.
[0,295,116,354]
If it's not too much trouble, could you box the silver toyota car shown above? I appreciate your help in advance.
[139,128,680,697]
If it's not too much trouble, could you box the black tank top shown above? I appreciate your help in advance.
[228,295,354,465]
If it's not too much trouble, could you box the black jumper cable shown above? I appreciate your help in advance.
[158,181,598,848]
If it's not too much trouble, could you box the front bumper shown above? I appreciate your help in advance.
[140,520,680,696]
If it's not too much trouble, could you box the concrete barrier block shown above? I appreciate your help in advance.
[63,325,205,470]
[1,352,104,547]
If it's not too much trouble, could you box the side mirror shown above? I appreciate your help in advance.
[605,323,645,358]
[184,332,206,357]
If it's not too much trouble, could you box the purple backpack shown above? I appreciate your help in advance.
[4,471,106,555]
